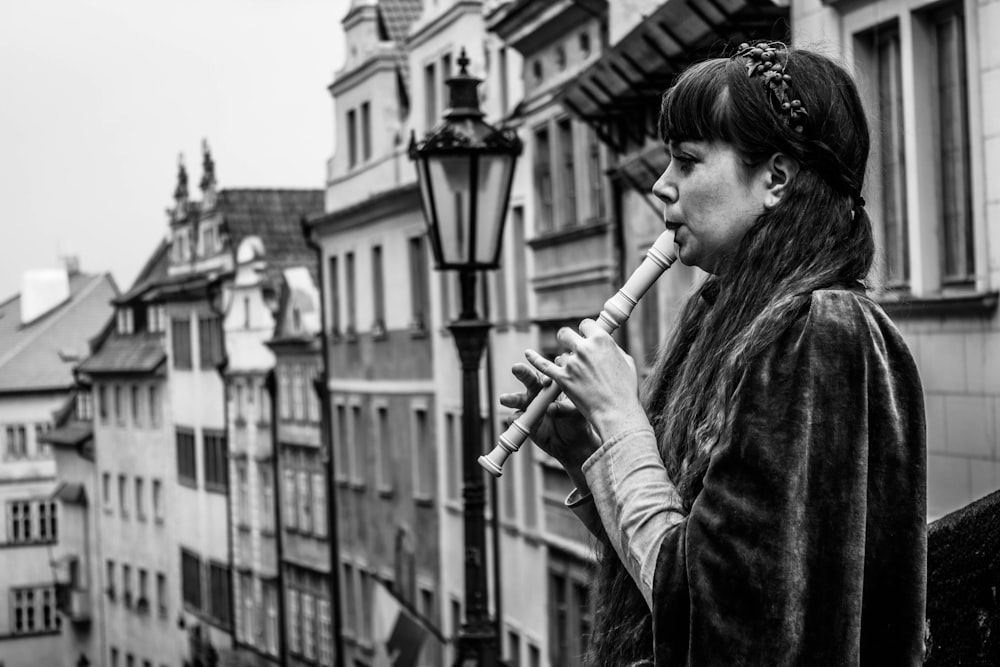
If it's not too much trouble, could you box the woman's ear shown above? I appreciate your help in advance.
[761,153,800,209]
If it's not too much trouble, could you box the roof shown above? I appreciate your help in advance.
[217,189,323,290]
[76,331,166,375]
[116,238,171,304]
[0,273,118,393]
[43,423,93,448]
[378,0,422,90]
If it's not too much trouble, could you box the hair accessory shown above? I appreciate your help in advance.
[736,42,808,133]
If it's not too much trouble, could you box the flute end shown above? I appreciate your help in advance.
[478,454,504,477]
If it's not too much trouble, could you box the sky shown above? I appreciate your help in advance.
[0,0,350,299]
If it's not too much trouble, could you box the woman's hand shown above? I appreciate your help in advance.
[525,318,648,444]
[498,362,600,475]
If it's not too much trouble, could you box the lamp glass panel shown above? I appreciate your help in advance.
[426,155,473,265]
[475,154,515,265]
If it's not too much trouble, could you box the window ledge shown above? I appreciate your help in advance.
[528,219,611,249]
[414,495,435,508]
[877,291,998,319]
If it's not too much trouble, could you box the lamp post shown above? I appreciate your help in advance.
[409,48,522,667]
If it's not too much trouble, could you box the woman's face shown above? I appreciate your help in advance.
[652,140,769,274]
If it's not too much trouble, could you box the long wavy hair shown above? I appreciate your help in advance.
[584,47,875,666]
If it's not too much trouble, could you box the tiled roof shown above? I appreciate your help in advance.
[378,0,422,44]
[117,238,171,303]
[0,273,118,393]
[217,189,323,290]
[76,332,166,375]
[378,0,422,89]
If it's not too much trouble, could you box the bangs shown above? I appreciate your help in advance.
[658,59,735,144]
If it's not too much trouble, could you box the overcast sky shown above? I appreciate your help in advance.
[0,0,349,299]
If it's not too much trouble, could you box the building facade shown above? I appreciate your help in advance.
[790,0,1000,520]
[74,241,180,667]
[0,265,116,667]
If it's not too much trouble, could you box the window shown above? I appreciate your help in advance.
[931,3,973,283]
[176,428,196,487]
[152,479,164,522]
[260,463,275,533]
[557,119,577,227]
[445,412,460,502]
[534,126,554,231]
[586,126,606,220]
[138,568,149,611]
[351,403,365,484]
[361,101,372,161]
[424,62,437,131]
[131,385,142,425]
[641,278,661,369]
[328,255,341,337]
[345,252,357,338]
[135,477,145,521]
[171,317,192,369]
[334,401,348,482]
[118,474,128,517]
[319,598,334,665]
[234,380,245,422]
[10,586,60,633]
[114,385,125,425]
[374,404,393,491]
[288,589,301,653]
[3,424,25,459]
[418,587,440,667]
[412,405,433,500]
[236,460,249,526]
[122,564,132,607]
[208,561,231,628]
[522,439,538,529]
[102,472,112,509]
[264,581,279,655]
[181,549,202,610]
[511,206,529,323]
[347,108,358,168]
[279,366,291,420]
[548,558,593,667]
[203,430,227,493]
[302,592,317,659]
[198,316,224,369]
[292,366,305,422]
[107,560,116,600]
[157,572,168,618]
[239,572,254,644]
[408,235,430,331]
[284,467,298,529]
[149,385,161,427]
[312,472,327,537]
[507,628,522,667]
[358,569,374,644]
[6,500,57,544]
[296,470,312,533]
[98,385,108,422]
[372,244,386,335]
[77,389,94,421]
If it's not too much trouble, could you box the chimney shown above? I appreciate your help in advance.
[20,268,70,326]
[63,255,80,276]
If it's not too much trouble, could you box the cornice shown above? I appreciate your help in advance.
[328,48,400,98]
[407,0,484,51]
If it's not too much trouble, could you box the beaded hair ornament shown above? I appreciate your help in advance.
[736,41,808,134]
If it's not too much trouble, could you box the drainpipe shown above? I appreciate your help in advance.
[302,216,346,667]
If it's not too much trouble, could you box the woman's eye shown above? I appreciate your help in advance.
[670,154,695,173]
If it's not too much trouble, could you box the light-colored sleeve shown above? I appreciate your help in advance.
[580,425,686,609]
[564,487,605,539]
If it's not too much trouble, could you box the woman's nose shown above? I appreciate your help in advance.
[652,168,677,204]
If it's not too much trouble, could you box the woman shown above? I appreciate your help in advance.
[501,43,926,665]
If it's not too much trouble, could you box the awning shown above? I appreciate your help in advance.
[52,482,88,505]
[558,0,789,153]
[41,422,93,447]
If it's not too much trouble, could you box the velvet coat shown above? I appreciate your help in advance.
[651,288,927,665]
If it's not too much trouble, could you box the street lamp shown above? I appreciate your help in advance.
[409,48,522,667]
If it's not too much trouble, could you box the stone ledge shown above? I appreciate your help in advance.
[925,488,1000,665]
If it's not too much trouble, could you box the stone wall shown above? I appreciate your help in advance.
[925,489,1000,665]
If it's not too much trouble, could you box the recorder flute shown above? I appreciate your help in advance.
[479,230,677,477]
